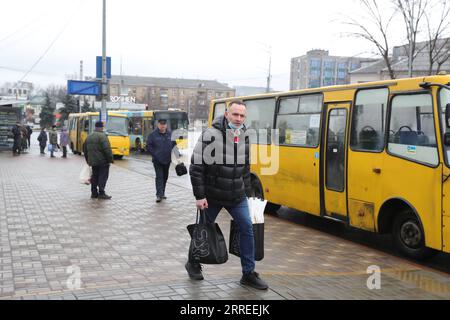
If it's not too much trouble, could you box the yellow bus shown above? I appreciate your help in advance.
[115,109,189,151]
[210,74,450,259]
[68,111,130,159]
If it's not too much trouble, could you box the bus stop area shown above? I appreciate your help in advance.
[0,137,449,300]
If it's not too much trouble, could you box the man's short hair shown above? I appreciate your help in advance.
[227,99,246,110]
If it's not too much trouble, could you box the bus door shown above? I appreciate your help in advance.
[322,103,350,219]
[76,117,83,152]
[442,156,450,253]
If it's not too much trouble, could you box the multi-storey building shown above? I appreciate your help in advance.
[0,81,33,101]
[290,50,376,90]
[349,38,450,83]
[87,75,235,122]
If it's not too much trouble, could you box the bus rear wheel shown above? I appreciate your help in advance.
[265,202,281,214]
[392,211,435,260]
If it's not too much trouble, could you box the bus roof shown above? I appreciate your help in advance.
[212,74,450,103]
[114,110,154,117]
[68,111,128,118]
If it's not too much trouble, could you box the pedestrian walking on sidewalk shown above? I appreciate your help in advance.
[59,127,69,158]
[25,124,32,148]
[11,122,22,156]
[37,128,48,154]
[49,125,58,158]
[19,125,28,152]
[146,118,181,203]
[83,121,114,200]
[185,99,269,290]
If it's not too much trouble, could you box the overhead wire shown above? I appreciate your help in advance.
[18,0,84,83]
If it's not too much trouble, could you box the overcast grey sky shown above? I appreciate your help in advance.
[0,0,398,91]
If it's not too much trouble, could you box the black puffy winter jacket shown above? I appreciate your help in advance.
[189,116,251,206]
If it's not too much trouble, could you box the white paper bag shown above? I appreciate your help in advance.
[247,197,267,224]
[79,163,92,185]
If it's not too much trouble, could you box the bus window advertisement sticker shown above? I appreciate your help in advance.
[290,130,307,145]
[407,145,417,154]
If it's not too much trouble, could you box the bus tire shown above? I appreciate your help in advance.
[114,155,123,160]
[135,139,141,151]
[265,202,281,214]
[392,210,436,260]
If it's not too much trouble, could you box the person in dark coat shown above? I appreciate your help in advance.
[59,127,69,158]
[20,125,28,151]
[83,121,114,200]
[37,128,48,154]
[25,125,32,148]
[11,122,22,156]
[185,99,268,291]
[146,119,181,202]
[48,125,58,158]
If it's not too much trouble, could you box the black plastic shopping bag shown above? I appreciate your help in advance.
[229,219,264,261]
[187,210,228,264]
[175,162,187,176]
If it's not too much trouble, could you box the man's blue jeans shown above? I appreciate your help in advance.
[201,198,255,274]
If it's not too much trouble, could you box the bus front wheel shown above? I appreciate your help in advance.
[392,211,435,260]
[265,202,281,214]
[135,139,141,151]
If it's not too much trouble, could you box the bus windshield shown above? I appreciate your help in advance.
[154,112,188,131]
[90,116,129,136]
[130,116,143,135]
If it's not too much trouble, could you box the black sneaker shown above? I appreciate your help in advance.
[162,196,167,200]
[156,196,162,203]
[91,194,98,199]
[185,262,204,280]
[240,271,268,290]
[98,194,112,200]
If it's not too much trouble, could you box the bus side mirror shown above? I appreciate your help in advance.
[446,103,450,128]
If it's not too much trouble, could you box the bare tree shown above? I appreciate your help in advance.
[424,0,450,74]
[394,0,429,77]
[343,0,397,79]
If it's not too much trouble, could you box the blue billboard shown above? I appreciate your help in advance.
[67,80,100,96]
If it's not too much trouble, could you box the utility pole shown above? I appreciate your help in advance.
[79,60,83,113]
[101,0,107,124]
[187,99,191,125]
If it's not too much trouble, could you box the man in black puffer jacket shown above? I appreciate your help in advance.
[185,99,268,290]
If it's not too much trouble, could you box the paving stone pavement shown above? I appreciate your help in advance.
[0,140,449,300]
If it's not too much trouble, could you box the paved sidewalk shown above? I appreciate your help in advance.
[0,142,449,300]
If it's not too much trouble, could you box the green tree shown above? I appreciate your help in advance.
[59,94,78,122]
[39,92,55,129]
[81,99,95,112]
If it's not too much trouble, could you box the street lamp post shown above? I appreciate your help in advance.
[101,0,107,124]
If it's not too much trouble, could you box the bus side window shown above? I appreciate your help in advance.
[350,88,389,152]
[84,120,89,132]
